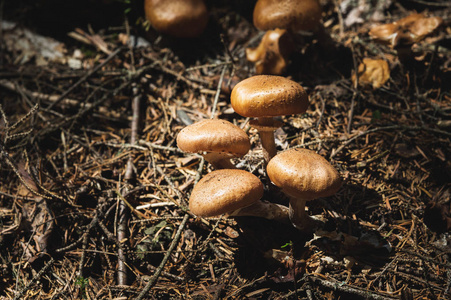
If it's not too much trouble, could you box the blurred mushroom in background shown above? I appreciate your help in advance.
[144,0,208,38]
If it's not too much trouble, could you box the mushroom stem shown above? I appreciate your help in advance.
[246,28,295,75]
[256,117,278,162]
[288,196,319,233]
[228,200,290,224]
[203,152,237,169]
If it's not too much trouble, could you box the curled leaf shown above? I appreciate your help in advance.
[369,12,443,47]
[353,58,390,89]
[408,16,443,41]
[246,28,294,75]
[394,13,424,27]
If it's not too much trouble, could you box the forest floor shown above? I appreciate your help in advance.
[1,0,451,299]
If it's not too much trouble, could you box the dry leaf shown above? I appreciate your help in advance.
[353,58,390,89]
[408,16,443,41]
[369,12,443,47]
[394,13,424,27]
[2,20,66,65]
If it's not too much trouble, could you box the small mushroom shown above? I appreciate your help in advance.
[231,75,309,163]
[189,169,289,223]
[246,28,295,75]
[144,0,208,38]
[176,119,250,169]
[266,148,342,233]
[247,0,323,74]
[253,0,322,33]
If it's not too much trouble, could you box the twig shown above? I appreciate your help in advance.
[13,257,55,300]
[55,201,108,253]
[78,227,90,278]
[210,65,227,118]
[397,248,451,269]
[134,213,189,300]
[142,53,204,90]
[409,0,451,7]
[138,139,183,153]
[117,84,142,285]
[47,47,123,110]
[0,129,73,206]
[333,0,345,38]
[307,275,398,300]
[330,124,451,159]
[115,190,146,219]
[220,33,237,68]
[0,79,86,109]
[316,94,326,129]
[146,264,185,282]
[155,165,188,208]
[446,270,451,294]
[35,77,133,139]
[347,47,359,134]
[185,61,232,71]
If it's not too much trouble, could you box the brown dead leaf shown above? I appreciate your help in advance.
[369,12,443,47]
[408,16,443,41]
[395,13,424,27]
[353,58,390,89]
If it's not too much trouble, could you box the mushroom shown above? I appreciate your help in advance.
[176,119,250,169]
[189,169,289,223]
[144,0,208,38]
[253,0,322,33]
[247,0,323,74]
[266,148,342,233]
[245,28,295,75]
[230,75,309,163]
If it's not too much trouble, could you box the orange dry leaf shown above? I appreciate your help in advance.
[394,13,424,27]
[246,28,294,75]
[353,58,390,89]
[408,16,443,41]
[369,12,443,47]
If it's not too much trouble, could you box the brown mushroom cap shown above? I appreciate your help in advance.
[176,119,250,157]
[253,0,322,32]
[189,169,264,217]
[144,0,208,38]
[267,148,341,200]
[230,75,309,118]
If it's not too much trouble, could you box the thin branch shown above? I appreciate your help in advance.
[210,65,227,119]
[330,124,451,159]
[134,213,189,300]
[13,257,55,300]
[47,47,124,110]
[306,275,398,300]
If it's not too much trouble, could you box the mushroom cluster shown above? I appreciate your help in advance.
[177,75,341,234]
